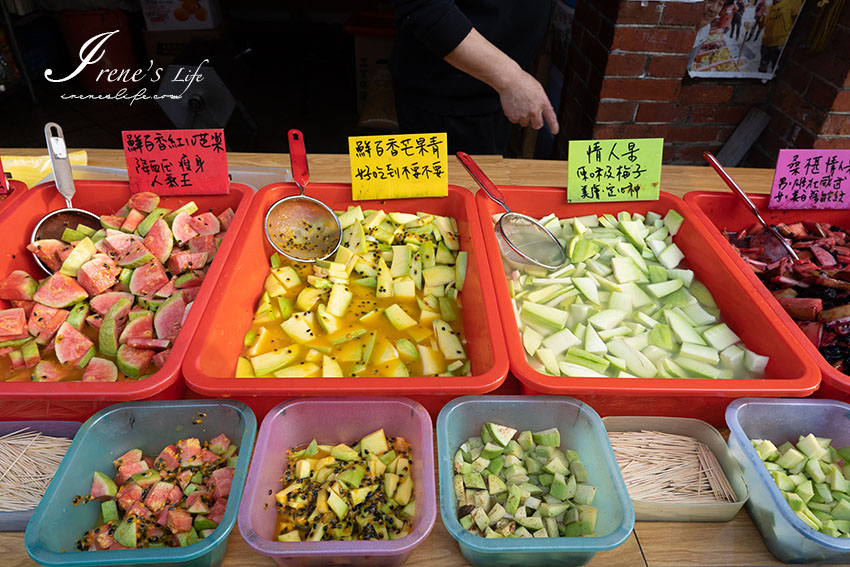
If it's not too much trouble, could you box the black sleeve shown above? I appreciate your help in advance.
[391,0,474,58]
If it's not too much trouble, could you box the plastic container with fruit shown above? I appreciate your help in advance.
[0,180,253,421]
[238,396,435,566]
[475,187,820,425]
[685,190,850,402]
[25,398,257,567]
[726,397,850,563]
[183,183,508,419]
[437,395,634,567]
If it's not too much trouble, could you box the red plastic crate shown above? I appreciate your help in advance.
[685,190,850,403]
[476,187,820,426]
[0,180,28,219]
[0,180,253,421]
[182,183,509,420]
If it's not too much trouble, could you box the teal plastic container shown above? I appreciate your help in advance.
[25,399,257,567]
[437,395,634,567]
[726,398,850,564]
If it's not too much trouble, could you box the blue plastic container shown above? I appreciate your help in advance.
[0,421,81,532]
[436,395,635,567]
[726,398,850,564]
[25,399,257,567]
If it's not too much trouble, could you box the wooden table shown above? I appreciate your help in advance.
[0,149,832,567]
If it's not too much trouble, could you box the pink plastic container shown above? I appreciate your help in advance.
[238,397,436,566]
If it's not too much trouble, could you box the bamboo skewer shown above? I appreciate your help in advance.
[0,428,72,512]
[609,430,737,504]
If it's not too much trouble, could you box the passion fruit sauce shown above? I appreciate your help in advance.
[265,198,340,261]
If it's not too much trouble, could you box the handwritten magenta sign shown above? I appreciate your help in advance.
[122,129,229,196]
[768,149,850,209]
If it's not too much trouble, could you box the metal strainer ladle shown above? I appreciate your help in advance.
[703,151,799,261]
[264,130,342,263]
[457,152,566,270]
[30,123,101,274]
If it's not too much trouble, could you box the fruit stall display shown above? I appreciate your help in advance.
[183,183,509,420]
[685,191,850,403]
[0,180,252,421]
[475,187,821,425]
[5,158,850,567]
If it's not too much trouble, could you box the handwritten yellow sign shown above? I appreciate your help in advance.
[349,133,448,200]
[568,138,663,202]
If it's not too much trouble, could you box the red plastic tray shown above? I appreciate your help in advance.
[0,180,28,219]
[182,183,509,420]
[685,190,850,402]
[476,187,820,426]
[0,180,253,421]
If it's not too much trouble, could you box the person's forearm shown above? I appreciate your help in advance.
[443,28,559,134]
[444,29,522,92]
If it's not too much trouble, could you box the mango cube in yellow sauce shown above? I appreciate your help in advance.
[237,207,471,378]
[275,429,416,541]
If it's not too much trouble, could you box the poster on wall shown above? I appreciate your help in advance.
[688,0,805,79]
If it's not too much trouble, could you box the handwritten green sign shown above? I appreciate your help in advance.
[567,138,663,202]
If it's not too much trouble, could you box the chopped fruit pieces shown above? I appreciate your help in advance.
[726,220,850,376]
[275,429,414,541]
[240,208,470,378]
[74,434,237,551]
[454,423,597,538]
[753,433,850,539]
[2,194,232,382]
[505,209,769,380]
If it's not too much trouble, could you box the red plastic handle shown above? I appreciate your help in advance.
[289,129,309,189]
[0,151,7,194]
[456,151,508,210]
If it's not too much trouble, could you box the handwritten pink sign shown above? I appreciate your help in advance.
[768,149,850,209]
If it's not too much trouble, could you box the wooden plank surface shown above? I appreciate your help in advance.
[0,511,646,567]
[1,148,841,567]
[1,148,775,195]
[635,515,783,567]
